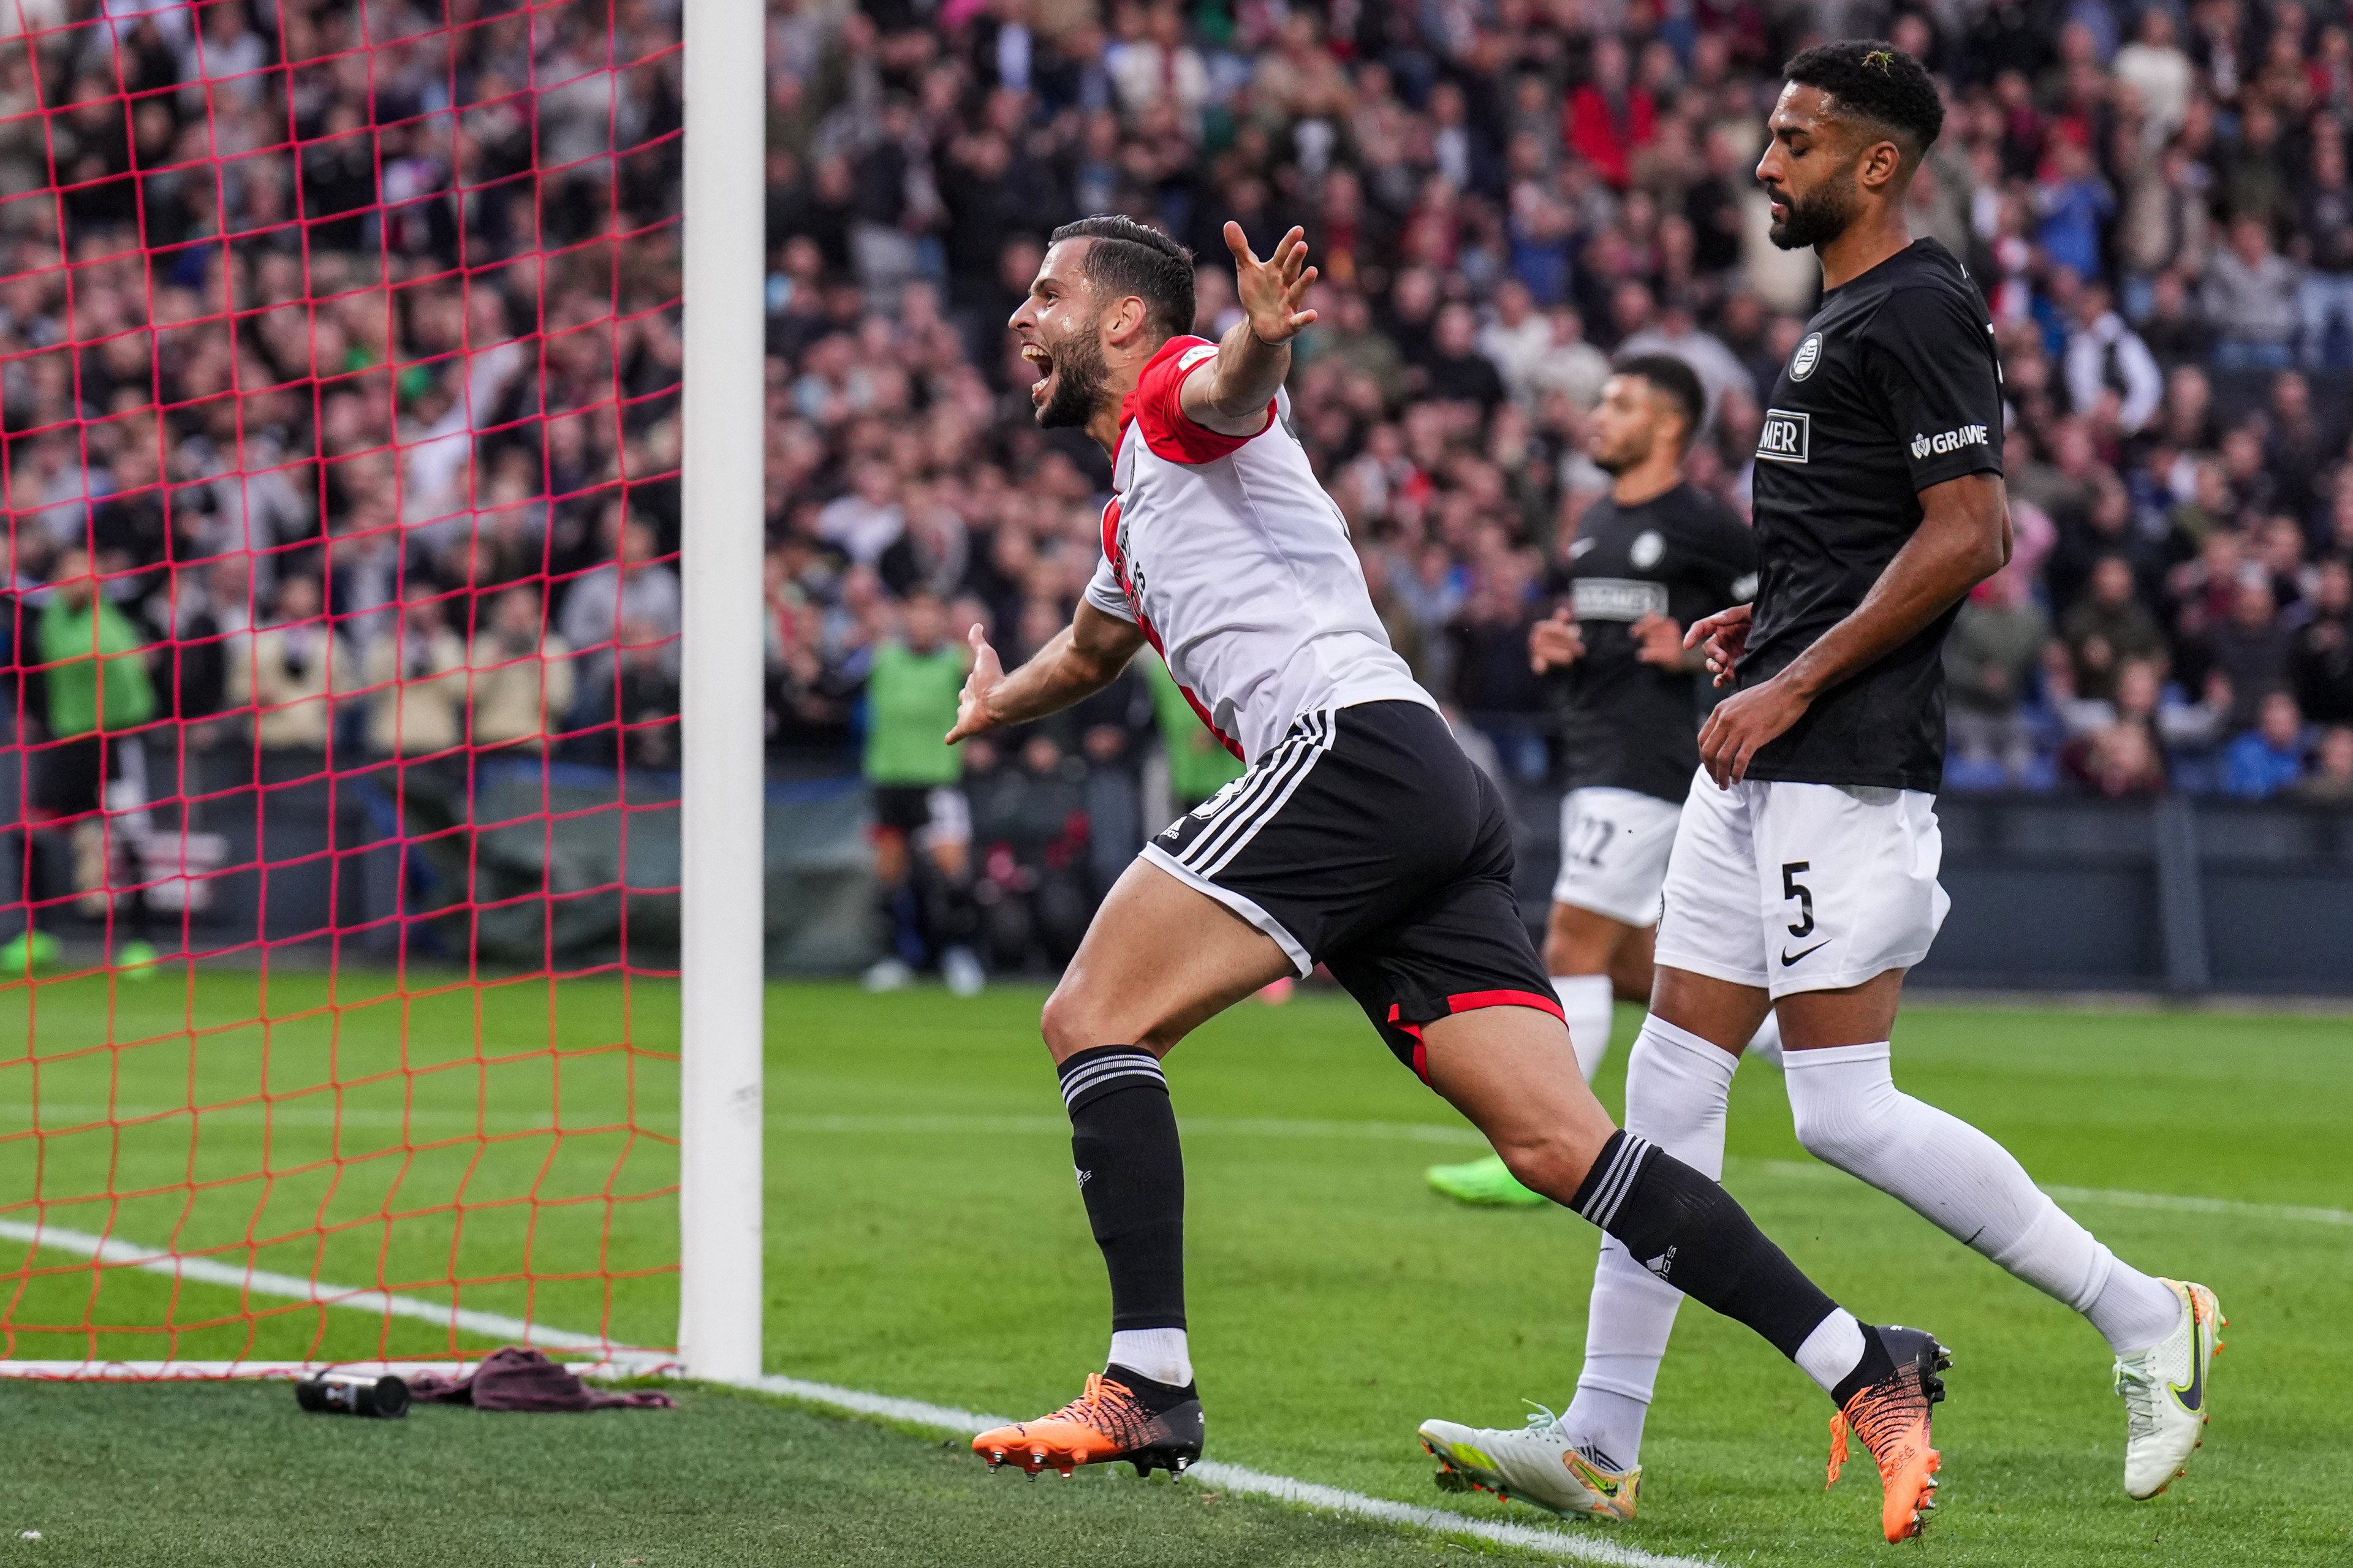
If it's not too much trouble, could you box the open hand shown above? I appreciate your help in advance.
[1631,612,1686,669]
[1684,603,1753,689]
[944,624,1003,744]
[1528,608,1585,672]
[1226,222,1317,346]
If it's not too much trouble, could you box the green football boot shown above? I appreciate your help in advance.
[1425,1153,1548,1207]
[0,929,61,977]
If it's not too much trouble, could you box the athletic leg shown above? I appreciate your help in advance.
[1553,775,1776,1471]
[1542,900,1632,1081]
[972,855,1292,1477]
[1771,967,2181,1356]
[1544,787,1681,1080]
[1557,963,1764,1469]
[1042,856,1294,1373]
[1418,1003,1870,1392]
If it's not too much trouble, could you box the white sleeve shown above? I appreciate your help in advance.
[1083,554,1137,623]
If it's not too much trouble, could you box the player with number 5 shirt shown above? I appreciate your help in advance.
[1416,42,2220,1534]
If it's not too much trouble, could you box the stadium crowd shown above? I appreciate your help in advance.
[0,0,684,953]
[769,0,2353,822]
[6,0,2353,969]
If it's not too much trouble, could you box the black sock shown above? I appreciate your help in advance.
[1058,1046,1184,1331]
[1571,1130,1837,1361]
[1830,1327,1896,1409]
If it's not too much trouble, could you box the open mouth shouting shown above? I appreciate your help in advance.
[1021,339,1054,406]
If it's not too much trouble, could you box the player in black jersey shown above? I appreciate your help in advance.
[1425,355,1784,1213]
[1419,45,2216,1533]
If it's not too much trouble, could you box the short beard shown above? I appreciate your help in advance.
[1768,171,1861,252]
[1034,326,1109,430]
[1590,433,1648,477]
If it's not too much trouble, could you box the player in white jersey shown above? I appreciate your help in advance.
[950,213,1950,1545]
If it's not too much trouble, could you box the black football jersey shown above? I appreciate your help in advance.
[1547,482,1757,803]
[1740,238,2004,793]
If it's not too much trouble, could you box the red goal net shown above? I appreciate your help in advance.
[0,0,683,1375]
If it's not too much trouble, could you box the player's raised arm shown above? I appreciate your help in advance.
[1181,223,1317,436]
[945,601,1146,744]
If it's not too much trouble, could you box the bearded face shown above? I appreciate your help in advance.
[1767,158,1864,252]
[1028,312,1111,430]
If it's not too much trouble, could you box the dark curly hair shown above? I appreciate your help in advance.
[1048,215,1196,343]
[1783,40,1945,163]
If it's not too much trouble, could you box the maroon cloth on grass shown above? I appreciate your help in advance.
[407,1346,676,1411]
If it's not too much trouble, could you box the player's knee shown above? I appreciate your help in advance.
[1040,980,1159,1063]
[1788,1095,1895,1172]
[1493,1131,1583,1205]
[1038,983,1093,1062]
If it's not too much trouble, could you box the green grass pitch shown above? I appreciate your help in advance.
[5,974,2350,1566]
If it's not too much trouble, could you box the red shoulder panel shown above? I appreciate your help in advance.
[1121,336,1275,465]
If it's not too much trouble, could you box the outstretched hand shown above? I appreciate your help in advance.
[944,624,1002,745]
[1226,222,1318,345]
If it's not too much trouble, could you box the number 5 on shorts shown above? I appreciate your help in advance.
[1781,861,1814,938]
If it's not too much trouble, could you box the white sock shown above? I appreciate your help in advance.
[1561,1015,1738,1466]
[1794,1309,1868,1396]
[1107,1327,1192,1388]
[1783,1042,2181,1355]
[1746,1008,1784,1067]
[1552,974,1615,1082]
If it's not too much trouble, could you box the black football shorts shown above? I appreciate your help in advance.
[1140,700,1559,1080]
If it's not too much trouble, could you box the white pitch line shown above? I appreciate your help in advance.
[0,1221,1712,1567]
[770,1113,2353,1226]
[1737,1157,2353,1227]
[0,1219,670,1373]
[750,1372,1718,1568]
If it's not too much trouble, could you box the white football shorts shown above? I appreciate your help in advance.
[1550,786,1683,926]
[1653,770,1949,999]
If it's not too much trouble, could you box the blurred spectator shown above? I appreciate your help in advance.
[573,619,680,773]
[2300,136,2353,368]
[857,589,980,994]
[362,585,468,759]
[2062,556,2169,701]
[234,576,351,754]
[2292,557,2353,724]
[1145,653,1242,810]
[2224,689,2311,798]
[2202,216,2301,369]
[2061,282,2163,434]
[31,548,156,947]
[2070,719,2169,798]
[2206,577,2294,726]
[561,511,682,705]
[468,586,577,755]
[2300,725,2353,803]
[972,730,1094,971]
[1946,565,2050,787]
[817,460,909,568]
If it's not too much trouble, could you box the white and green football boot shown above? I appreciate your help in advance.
[1417,1406,1639,1520]
[2113,1278,2224,1500]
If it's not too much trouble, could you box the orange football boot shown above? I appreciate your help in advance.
[973,1368,1205,1479]
[1825,1326,1951,1543]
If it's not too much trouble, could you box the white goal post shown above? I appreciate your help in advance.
[677,0,769,1382]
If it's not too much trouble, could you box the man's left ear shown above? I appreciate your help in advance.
[1105,295,1151,348]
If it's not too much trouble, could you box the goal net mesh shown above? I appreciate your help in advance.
[0,0,683,1373]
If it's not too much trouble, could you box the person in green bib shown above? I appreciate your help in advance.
[1145,653,1245,811]
[860,588,983,995]
[6,548,161,977]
